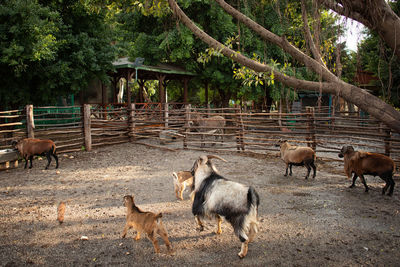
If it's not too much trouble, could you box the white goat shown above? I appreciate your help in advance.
[190,155,259,258]
[190,113,226,147]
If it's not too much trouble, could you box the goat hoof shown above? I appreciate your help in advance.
[349,185,355,188]
[238,252,245,259]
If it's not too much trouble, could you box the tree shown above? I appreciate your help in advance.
[0,0,116,109]
[166,0,400,132]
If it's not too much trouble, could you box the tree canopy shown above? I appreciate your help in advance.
[0,0,115,109]
[1,0,400,132]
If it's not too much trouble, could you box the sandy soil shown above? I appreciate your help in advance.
[1,143,400,266]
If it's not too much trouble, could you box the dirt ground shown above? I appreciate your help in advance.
[1,142,400,266]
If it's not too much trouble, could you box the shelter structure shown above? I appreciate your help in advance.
[108,57,196,106]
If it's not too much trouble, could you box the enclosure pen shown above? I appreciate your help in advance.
[0,104,399,168]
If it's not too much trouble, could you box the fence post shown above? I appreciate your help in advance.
[235,106,245,152]
[384,129,391,156]
[26,105,35,138]
[306,106,316,151]
[83,104,92,151]
[129,103,136,142]
[184,104,191,149]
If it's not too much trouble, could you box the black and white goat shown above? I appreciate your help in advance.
[190,155,260,258]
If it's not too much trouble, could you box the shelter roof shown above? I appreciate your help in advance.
[112,57,196,80]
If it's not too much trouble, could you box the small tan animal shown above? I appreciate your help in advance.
[172,171,193,200]
[121,195,173,254]
[57,201,66,224]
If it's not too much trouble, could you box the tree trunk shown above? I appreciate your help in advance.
[321,0,400,60]
[168,0,400,133]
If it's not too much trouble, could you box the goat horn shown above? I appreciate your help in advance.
[206,155,227,162]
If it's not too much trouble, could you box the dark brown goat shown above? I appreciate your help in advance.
[12,138,58,169]
[338,146,396,196]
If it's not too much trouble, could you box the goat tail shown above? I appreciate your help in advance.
[172,172,178,181]
[52,145,57,155]
[236,187,260,242]
[155,213,163,223]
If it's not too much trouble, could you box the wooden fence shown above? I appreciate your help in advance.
[1,104,399,168]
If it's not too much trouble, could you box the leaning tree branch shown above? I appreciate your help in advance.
[214,0,337,83]
[167,0,400,132]
[168,0,337,94]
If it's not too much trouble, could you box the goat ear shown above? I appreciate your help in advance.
[199,155,208,165]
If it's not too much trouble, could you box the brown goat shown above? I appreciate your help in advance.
[121,195,173,254]
[12,138,58,169]
[338,146,396,196]
[172,171,193,200]
[277,140,316,179]
[190,113,226,147]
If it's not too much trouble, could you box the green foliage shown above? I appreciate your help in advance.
[0,0,116,109]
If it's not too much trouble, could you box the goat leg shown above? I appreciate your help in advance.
[349,174,358,188]
[24,157,29,169]
[284,163,289,176]
[289,164,293,176]
[359,175,369,192]
[305,163,311,179]
[134,231,141,241]
[121,225,130,238]
[156,223,174,253]
[311,162,317,178]
[147,232,160,253]
[238,240,249,259]
[54,154,59,169]
[29,156,33,169]
[216,215,222,235]
[195,215,204,231]
[45,152,52,170]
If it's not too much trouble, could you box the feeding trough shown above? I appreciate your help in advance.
[0,149,19,170]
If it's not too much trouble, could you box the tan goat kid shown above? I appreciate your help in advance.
[121,195,174,254]
[172,171,193,200]
[278,140,316,179]
[338,146,396,196]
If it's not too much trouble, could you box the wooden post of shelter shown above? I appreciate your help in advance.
[306,106,316,151]
[138,80,145,103]
[129,103,136,142]
[83,104,92,151]
[26,105,34,138]
[183,78,189,104]
[184,104,191,149]
[126,71,132,107]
